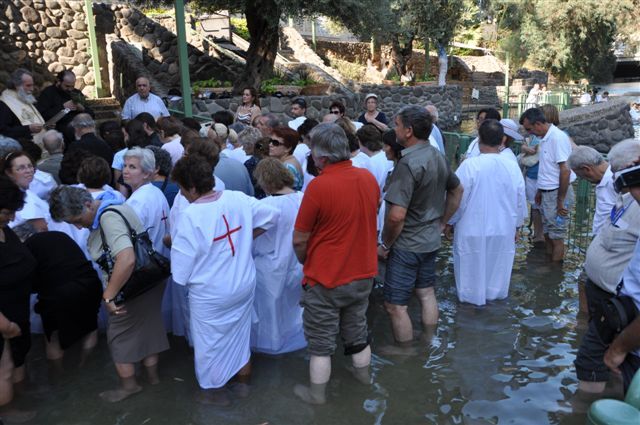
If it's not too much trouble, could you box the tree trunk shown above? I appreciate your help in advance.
[390,34,414,78]
[437,43,447,86]
[423,37,430,80]
[238,0,281,93]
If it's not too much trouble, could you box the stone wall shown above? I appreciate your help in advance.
[95,4,239,91]
[0,0,95,96]
[187,84,463,130]
[107,35,169,105]
[559,99,635,152]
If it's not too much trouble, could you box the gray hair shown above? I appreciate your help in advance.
[260,113,281,129]
[49,185,93,222]
[0,135,21,158]
[6,68,32,90]
[567,146,604,170]
[425,104,439,122]
[608,139,640,173]
[238,126,262,151]
[147,145,172,177]
[70,113,95,129]
[124,146,156,173]
[42,130,64,154]
[309,123,351,164]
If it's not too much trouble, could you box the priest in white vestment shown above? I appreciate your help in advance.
[448,119,527,306]
[251,158,306,354]
[0,69,45,145]
[170,155,278,404]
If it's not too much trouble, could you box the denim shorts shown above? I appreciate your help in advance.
[384,248,437,306]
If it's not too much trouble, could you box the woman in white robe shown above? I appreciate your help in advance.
[251,158,306,354]
[122,148,172,330]
[170,155,278,405]
[448,124,527,306]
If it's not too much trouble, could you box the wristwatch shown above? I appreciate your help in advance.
[380,242,391,251]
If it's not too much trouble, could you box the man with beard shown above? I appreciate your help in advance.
[0,68,45,145]
[37,70,93,144]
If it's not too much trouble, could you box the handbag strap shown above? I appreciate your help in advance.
[97,207,138,256]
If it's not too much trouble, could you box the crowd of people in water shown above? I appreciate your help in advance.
[1,67,640,421]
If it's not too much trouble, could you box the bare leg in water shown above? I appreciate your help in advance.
[0,341,36,423]
[99,362,142,403]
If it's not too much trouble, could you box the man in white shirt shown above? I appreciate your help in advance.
[603,139,640,394]
[568,146,616,235]
[287,98,307,131]
[447,119,526,306]
[520,107,574,262]
[121,77,169,120]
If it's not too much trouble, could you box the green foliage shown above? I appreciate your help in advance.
[140,7,172,17]
[192,79,233,91]
[326,57,366,81]
[230,17,250,41]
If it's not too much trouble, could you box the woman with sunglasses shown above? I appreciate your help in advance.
[269,126,303,191]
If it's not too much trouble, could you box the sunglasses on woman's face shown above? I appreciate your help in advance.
[330,110,341,114]
[269,139,282,147]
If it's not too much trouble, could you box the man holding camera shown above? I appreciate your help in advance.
[603,138,640,393]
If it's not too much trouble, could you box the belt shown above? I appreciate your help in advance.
[539,188,558,192]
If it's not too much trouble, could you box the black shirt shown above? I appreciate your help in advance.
[67,132,114,166]
[36,85,94,137]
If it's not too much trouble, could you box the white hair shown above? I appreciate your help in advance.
[608,139,640,173]
[124,147,156,173]
[567,146,604,170]
[42,130,64,153]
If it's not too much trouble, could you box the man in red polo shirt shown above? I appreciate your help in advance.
[292,123,380,404]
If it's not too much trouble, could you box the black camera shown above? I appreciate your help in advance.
[594,294,638,345]
[614,164,640,193]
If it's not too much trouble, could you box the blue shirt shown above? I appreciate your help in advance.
[524,136,541,179]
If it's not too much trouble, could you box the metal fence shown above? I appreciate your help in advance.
[443,131,596,258]
[501,92,574,120]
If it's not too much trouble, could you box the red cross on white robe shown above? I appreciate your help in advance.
[212,214,242,256]
[160,210,168,224]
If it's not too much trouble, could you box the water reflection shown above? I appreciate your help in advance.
[20,237,592,424]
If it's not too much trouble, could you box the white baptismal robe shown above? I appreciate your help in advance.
[450,153,526,306]
[171,190,278,389]
[126,183,170,256]
[251,192,306,354]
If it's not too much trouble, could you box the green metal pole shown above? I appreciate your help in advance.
[311,19,316,51]
[503,51,510,118]
[85,0,102,98]
[174,0,192,118]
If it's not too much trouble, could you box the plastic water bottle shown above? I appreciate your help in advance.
[555,201,569,226]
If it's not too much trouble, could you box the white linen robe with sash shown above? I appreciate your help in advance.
[251,192,306,354]
[450,153,527,306]
[171,190,278,389]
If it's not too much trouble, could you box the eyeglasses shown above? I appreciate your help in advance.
[13,164,34,172]
[330,110,341,114]
[269,139,282,147]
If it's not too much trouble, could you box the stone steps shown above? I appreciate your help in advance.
[86,97,121,125]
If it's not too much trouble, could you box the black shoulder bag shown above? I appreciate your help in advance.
[96,207,171,306]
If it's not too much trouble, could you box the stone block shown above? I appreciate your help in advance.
[20,6,38,22]
[76,39,89,51]
[71,19,86,31]
[44,0,60,9]
[33,23,44,32]
[9,22,19,36]
[59,19,70,30]
[83,72,94,85]
[9,50,26,61]
[56,46,73,57]
[67,29,85,40]
[38,32,46,41]
[73,51,90,63]
[27,32,37,40]
[70,1,84,12]
[18,21,30,33]
[47,62,64,73]
[25,40,34,50]
[168,62,178,75]
[33,0,45,10]
[269,97,286,113]
[50,8,63,18]
[35,40,42,48]
[59,56,76,65]
[46,27,63,38]
[142,33,155,49]
[42,50,55,63]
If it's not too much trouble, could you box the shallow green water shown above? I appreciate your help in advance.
[16,236,594,425]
